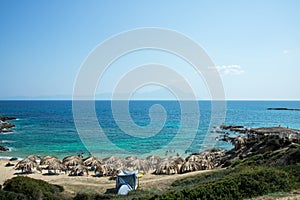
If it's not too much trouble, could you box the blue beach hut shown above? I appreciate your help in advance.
[116,170,138,195]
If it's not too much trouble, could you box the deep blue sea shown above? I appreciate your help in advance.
[1,101,300,159]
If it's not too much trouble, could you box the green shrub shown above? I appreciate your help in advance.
[281,164,300,183]
[0,190,27,200]
[151,166,296,200]
[171,169,232,188]
[3,176,64,200]
[73,192,116,200]
[73,193,93,200]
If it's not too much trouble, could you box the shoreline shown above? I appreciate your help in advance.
[1,125,300,198]
[0,158,218,195]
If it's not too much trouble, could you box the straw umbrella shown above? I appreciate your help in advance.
[104,164,116,176]
[40,156,60,166]
[125,156,138,161]
[47,160,67,174]
[94,164,107,176]
[199,159,215,170]
[69,164,89,176]
[154,159,179,175]
[126,158,151,174]
[185,154,202,162]
[42,155,58,160]
[146,155,162,169]
[180,161,202,173]
[169,156,185,165]
[103,156,121,164]
[103,156,124,169]
[83,156,102,168]
[63,155,83,169]
[25,155,41,162]
[15,158,38,173]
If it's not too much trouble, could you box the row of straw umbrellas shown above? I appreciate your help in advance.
[15,150,225,176]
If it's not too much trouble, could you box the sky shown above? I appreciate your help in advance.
[0,0,299,100]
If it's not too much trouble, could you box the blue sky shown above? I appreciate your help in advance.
[0,0,299,100]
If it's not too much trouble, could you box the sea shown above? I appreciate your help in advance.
[1,100,300,159]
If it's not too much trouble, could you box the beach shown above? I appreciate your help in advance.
[0,158,215,195]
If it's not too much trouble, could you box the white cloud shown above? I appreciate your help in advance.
[213,65,245,76]
[283,50,289,54]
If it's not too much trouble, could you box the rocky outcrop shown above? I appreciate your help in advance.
[0,145,9,151]
[219,125,249,133]
[216,125,300,168]
[0,115,16,133]
[267,107,300,111]
[0,115,16,121]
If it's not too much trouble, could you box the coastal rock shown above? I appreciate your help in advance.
[267,108,300,111]
[0,115,16,121]
[0,115,16,133]
[0,122,15,129]
[0,145,9,151]
[217,126,300,168]
[0,122,15,133]
[219,125,248,133]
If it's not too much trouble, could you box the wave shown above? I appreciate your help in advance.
[0,140,15,143]
[0,131,15,135]
[0,156,22,161]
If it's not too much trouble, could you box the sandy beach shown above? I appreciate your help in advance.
[0,158,214,195]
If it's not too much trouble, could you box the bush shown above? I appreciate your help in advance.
[171,169,232,188]
[73,193,116,200]
[231,144,300,168]
[151,166,296,200]
[281,164,300,183]
[3,176,64,200]
[0,190,27,200]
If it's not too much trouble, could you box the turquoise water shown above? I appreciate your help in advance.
[1,101,300,159]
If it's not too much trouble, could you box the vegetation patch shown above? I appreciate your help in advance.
[2,176,64,200]
[150,166,296,200]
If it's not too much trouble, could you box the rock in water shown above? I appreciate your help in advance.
[0,114,16,133]
[0,145,9,151]
[0,115,16,121]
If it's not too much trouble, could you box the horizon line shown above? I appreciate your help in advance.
[1,99,300,101]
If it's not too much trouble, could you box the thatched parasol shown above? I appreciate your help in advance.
[154,159,179,175]
[199,159,215,170]
[15,157,38,173]
[63,155,83,168]
[185,154,202,162]
[94,164,107,176]
[40,156,61,166]
[103,156,121,163]
[146,155,162,169]
[125,158,151,174]
[47,160,67,174]
[168,156,185,164]
[125,156,138,161]
[83,156,102,167]
[42,155,58,160]
[180,161,202,173]
[69,164,89,176]
[103,156,124,169]
[25,155,41,162]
